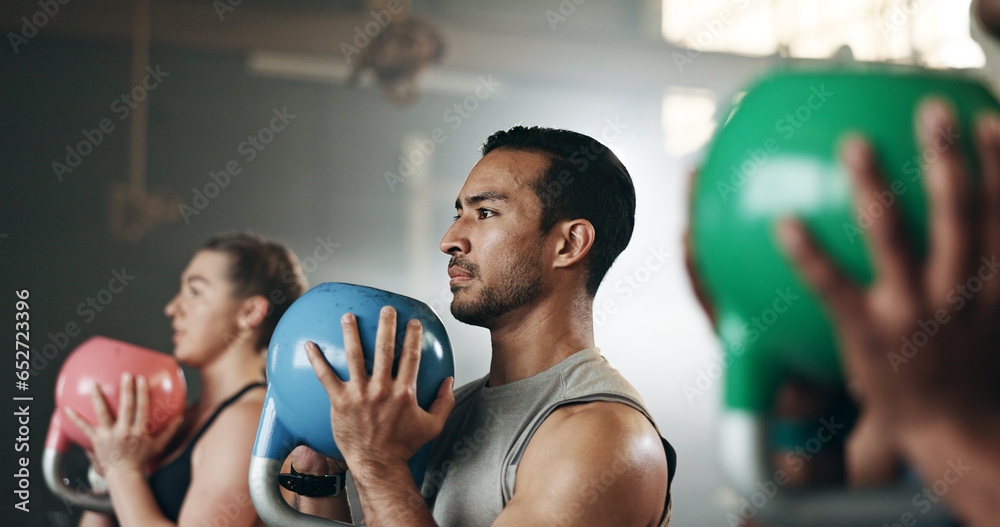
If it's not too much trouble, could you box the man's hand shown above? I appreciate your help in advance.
[304,306,454,526]
[305,306,455,478]
[777,100,1000,433]
[777,100,1000,524]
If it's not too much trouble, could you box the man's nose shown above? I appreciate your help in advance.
[440,220,470,255]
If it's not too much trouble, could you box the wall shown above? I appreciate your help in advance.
[0,21,778,524]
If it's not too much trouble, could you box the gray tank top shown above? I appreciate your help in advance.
[420,347,676,526]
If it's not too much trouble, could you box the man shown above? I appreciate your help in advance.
[296,126,676,526]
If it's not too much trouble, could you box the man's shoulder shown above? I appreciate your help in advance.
[512,400,672,526]
[544,400,660,444]
[561,348,645,399]
[538,400,677,499]
[525,400,671,488]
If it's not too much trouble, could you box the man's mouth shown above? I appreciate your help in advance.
[448,259,476,286]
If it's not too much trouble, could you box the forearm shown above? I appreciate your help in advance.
[79,510,117,527]
[104,468,174,527]
[898,416,1000,527]
[351,462,436,527]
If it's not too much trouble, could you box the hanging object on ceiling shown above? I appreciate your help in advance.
[347,0,446,105]
[109,0,180,242]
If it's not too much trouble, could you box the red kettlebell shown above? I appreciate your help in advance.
[44,336,186,511]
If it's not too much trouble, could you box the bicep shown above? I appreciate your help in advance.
[492,458,660,527]
[492,403,668,527]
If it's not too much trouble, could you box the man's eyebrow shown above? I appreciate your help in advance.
[455,191,510,209]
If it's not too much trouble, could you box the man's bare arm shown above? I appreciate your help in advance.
[493,401,670,527]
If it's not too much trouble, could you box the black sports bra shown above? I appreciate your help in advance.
[147,382,265,522]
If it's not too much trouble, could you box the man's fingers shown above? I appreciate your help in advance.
[341,312,367,386]
[397,319,423,390]
[975,113,1000,302]
[305,341,345,397]
[64,407,95,437]
[920,100,978,304]
[117,373,135,432]
[842,136,917,297]
[371,306,398,385]
[777,217,865,326]
[90,381,115,428]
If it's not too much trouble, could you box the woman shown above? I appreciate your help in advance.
[69,232,308,527]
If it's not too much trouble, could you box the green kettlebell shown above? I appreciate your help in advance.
[690,67,999,526]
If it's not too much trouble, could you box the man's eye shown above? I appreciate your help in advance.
[477,209,496,219]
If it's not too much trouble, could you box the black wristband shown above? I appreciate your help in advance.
[279,464,345,497]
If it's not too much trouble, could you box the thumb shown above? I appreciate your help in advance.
[84,450,106,478]
[427,377,456,427]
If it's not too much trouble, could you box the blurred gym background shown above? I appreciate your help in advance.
[0,0,990,524]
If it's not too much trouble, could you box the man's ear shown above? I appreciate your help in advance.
[238,294,270,330]
[552,219,595,269]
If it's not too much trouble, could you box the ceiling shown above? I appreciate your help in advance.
[1,0,774,96]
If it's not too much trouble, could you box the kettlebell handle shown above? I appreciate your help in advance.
[249,456,360,526]
[43,447,113,513]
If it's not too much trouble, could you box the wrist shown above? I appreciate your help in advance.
[348,456,410,487]
[280,464,346,497]
[896,411,1000,461]
[103,463,146,492]
[293,460,343,476]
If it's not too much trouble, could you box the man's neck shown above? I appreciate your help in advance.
[486,292,594,386]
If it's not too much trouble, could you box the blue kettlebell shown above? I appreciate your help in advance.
[249,283,455,526]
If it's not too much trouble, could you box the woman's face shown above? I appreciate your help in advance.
[164,250,245,367]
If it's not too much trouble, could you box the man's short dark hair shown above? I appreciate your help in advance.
[481,125,636,297]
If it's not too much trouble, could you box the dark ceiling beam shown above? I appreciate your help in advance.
[3,0,779,93]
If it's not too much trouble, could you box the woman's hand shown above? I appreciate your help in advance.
[65,372,183,477]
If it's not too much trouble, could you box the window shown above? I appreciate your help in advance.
[662,0,984,68]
